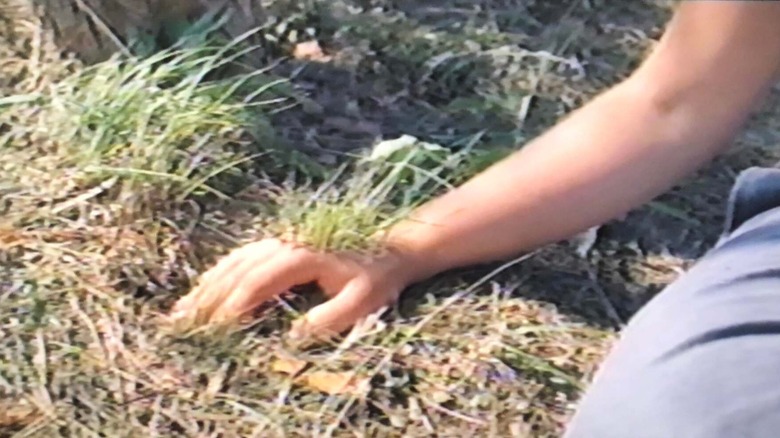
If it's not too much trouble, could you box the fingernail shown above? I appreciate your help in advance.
[170,310,187,320]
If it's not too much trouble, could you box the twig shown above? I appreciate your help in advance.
[420,396,487,426]
[72,0,131,57]
[408,251,538,338]
[587,269,625,328]
[51,177,117,215]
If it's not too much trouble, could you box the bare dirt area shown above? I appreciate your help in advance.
[3,1,780,437]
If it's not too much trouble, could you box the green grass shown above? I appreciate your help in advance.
[0,43,286,216]
[269,135,502,252]
[0,1,696,436]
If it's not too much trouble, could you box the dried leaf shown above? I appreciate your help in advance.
[304,371,370,396]
[271,353,369,396]
[0,403,41,427]
[0,227,29,249]
[271,356,308,376]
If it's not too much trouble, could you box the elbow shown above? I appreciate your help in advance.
[621,74,746,155]
[623,72,694,123]
[629,74,685,117]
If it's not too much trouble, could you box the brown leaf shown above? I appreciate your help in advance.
[0,403,41,427]
[271,354,369,396]
[0,227,29,249]
[271,356,308,376]
[304,371,370,396]
[292,40,331,62]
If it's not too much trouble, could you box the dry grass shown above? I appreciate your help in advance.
[0,1,694,437]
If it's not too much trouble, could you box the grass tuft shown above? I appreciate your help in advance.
[269,135,502,252]
[1,43,281,216]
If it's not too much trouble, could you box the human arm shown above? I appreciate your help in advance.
[388,2,780,281]
[172,2,780,337]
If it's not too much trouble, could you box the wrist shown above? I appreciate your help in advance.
[378,230,444,285]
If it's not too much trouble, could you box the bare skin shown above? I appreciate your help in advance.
[172,3,780,338]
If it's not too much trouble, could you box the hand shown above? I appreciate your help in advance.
[170,239,415,338]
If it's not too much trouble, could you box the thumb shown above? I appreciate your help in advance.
[290,279,393,340]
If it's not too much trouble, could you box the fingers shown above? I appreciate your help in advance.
[290,278,395,339]
[187,255,262,320]
[169,237,402,339]
[172,239,282,318]
[209,249,320,322]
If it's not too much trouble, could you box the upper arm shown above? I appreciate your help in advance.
[631,2,780,139]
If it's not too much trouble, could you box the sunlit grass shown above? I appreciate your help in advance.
[269,135,503,252]
[1,42,283,215]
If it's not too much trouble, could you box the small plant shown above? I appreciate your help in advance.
[269,135,505,252]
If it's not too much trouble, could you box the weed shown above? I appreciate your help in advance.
[269,135,505,252]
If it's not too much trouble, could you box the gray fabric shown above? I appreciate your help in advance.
[566,167,780,438]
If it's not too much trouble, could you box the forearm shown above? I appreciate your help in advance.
[386,78,747,282]
[381,2,780,284]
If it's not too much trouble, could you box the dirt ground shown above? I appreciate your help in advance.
[5,1,780,437]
